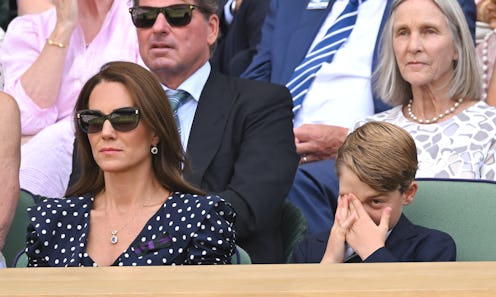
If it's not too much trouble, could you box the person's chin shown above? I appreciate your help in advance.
[96,159,127,172]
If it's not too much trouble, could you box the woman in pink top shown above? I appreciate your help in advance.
[0,0,142,197]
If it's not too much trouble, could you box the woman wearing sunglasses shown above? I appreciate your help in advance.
[25,61,236,267]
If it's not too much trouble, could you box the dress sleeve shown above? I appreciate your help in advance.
[25,212,50,267]
[186,198,236,264]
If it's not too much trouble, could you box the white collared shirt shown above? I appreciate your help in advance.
[162,62,211,149]
[293,0,387,130]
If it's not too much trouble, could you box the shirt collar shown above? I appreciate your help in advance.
[161,62,211,103]
[344,229,393,260]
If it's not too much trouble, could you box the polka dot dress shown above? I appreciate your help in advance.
[26,192,236,267]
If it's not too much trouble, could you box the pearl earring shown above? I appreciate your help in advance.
[151,145,158,155]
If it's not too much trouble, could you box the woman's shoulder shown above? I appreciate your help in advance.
[29,195,92,209]
[368,105,404,120]
[353,106,404,130]
[463,101,496,123]
[468,100,496,112]
[168,192,227,206]
[162,192,236,229]
[28,195,93,223]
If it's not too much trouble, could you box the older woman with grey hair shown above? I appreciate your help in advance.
[360,0,496,180]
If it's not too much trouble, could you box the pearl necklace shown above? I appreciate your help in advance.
[406,98,464,124]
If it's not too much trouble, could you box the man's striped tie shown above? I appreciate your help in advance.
[287,0,365,115]
[167,89,190,133]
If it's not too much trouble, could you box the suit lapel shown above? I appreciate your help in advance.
[385,214,416,254]
[282,0,336,83]
[184,72,234,186]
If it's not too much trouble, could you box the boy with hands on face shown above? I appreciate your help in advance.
[292,121,456,263]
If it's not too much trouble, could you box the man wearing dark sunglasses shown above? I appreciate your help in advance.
[131,0,299,264]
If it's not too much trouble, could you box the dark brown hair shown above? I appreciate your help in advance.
[66,61,203,197]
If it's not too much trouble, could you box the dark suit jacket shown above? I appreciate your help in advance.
[211,0,271,76]
[184,71,299,263]
[241,0,475,114]
[291,214,456,263]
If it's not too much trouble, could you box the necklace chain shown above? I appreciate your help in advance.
[108,198,149,245]
[406,98,463,124]
[110,214,139,245]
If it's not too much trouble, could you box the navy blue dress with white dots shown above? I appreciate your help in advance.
[26,192,236,267]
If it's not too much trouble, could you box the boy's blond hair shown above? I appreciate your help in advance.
[336,121,418,193]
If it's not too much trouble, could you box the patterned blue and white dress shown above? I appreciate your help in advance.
[26,192,236,267]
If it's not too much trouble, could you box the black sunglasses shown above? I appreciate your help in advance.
[76,107,141,134]
[129,4,206,28]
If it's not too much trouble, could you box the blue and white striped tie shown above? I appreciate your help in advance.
[167,89,190,133]
[287,0,364,115]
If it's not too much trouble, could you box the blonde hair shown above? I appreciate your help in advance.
[336,121,418,193]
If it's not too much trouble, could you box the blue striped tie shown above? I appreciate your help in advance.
[287,0,364,115]
[167,89,190,133]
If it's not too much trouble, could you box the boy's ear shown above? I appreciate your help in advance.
[402,181,418,206]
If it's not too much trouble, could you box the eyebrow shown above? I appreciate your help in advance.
[394,20,444,31]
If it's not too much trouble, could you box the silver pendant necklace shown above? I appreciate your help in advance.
[109,213,138,245]
[111,231,119,245]
[108,200,147,245]
[104,190,167,245]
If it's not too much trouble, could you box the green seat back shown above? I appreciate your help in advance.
[403,178,496,261]
[281,200,308,263]
[231,244,251,264]
[3,190,35,267]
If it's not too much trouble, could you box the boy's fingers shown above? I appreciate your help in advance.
[349,195,367,218]
[379,207,392,231]
[338,194,349,220]
[341,213,357,231]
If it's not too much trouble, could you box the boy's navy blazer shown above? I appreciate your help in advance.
[242,0,475,114]
[291,214,456,263]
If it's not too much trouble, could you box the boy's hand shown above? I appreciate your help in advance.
[321,194,356,263]
[345,194,390,260]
